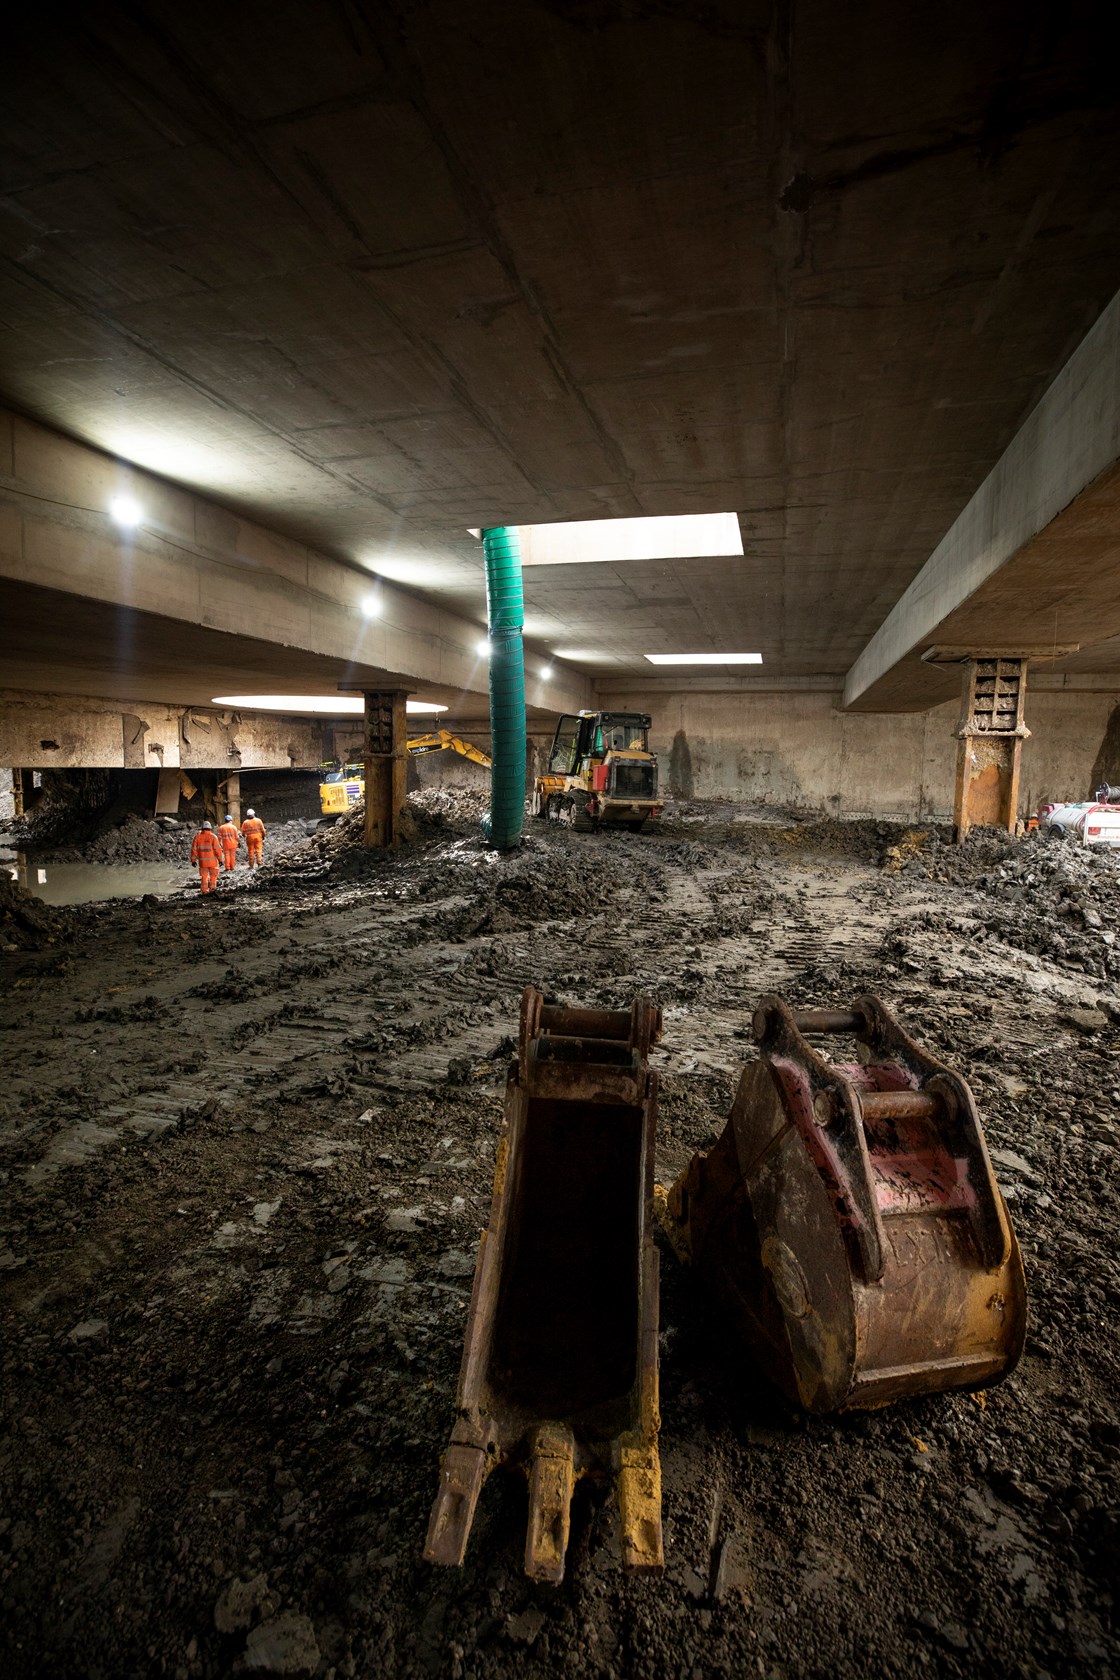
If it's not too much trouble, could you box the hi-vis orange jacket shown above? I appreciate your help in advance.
[217,821,241,854]
[191,829,223,866]
[241,817,266,843]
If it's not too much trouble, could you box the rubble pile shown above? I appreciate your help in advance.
[42,812,194,865]
[1,806,1117,1678]
[0,878,73,951]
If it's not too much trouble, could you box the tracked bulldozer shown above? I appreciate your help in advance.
[427,987,1025,1583]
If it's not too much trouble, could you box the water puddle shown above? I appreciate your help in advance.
[4,856,193,905]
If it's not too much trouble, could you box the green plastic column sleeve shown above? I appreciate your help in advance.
[481,525,526,850]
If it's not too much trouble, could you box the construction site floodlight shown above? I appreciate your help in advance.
[109,495,143,528]
[540,665,553,681]
[644,652,763,665]
[359,590,381,618]
[477,639,492,657]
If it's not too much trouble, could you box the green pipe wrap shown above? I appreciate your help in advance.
[481,525,526,850]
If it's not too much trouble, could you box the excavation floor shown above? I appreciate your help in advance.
[0,801,1117,1680]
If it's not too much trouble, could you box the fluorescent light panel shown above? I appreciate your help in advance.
[211,695,447,716]
[644,653,763,665]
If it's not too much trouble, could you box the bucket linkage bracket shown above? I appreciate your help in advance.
[665,994,1027,1413]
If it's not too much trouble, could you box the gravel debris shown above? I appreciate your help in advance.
[0,795,1117,1678]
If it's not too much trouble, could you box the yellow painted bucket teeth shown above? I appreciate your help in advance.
[424,987,665,1583]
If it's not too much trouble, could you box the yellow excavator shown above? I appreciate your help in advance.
[318,731,492,819]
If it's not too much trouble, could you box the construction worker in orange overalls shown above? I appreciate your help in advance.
[217,813,241,874]
[241,807,266,868]
[190,820,223,895]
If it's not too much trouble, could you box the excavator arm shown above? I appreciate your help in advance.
[319,732,491,818]
[407,729,492,767]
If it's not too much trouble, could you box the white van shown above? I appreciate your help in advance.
[1039,800,1120,848]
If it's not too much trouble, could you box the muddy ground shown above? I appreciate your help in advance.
[1,795,1118,1679]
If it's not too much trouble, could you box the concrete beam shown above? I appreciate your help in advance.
[844,291,1120,713]
[0,690,336,771]
[0,409,588,718]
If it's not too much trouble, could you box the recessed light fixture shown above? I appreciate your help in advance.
[359,590,381,618]
[211,695,448,716]
[109,495,143,528]
[644,652,763,665]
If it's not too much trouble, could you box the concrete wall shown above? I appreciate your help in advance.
[597,687,1120,819]
[0,691,330,771]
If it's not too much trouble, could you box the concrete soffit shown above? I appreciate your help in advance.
[842,289,1120,713]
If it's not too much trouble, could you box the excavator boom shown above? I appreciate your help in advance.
[318,732,491,817]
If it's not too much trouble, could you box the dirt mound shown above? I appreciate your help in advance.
[1,809,1118,1678]
[0,877,74,951]
[41,813,195,865]
[781,815,954,861]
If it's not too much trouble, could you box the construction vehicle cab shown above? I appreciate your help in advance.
[319,761,365,819]
[532,710,662,831]
[318,733,492,821]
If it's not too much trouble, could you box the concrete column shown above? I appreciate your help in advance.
[361,690,411,847]
[953,658,1030,842]
[218,770,241,825]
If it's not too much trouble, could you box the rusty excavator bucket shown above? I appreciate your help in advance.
[425,987,664,1583]
[666,995,1027,1412]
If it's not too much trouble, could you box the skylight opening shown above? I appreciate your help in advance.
[644,653,763,665]
[211,695,448,716]
[467,512,743,566]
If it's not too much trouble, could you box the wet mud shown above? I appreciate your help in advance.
[0,796,1117,1678]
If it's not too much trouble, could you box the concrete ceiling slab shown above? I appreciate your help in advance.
[2,2,1120,701]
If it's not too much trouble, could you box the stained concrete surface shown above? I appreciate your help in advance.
[599,684,1120,821]
[0,795,1118,1678]
[3,6,1120,698]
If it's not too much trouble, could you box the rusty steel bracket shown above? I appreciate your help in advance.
[666,994,1027,1413]
[425,987,664,1583]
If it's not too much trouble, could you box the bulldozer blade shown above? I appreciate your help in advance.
[665,994,1027,1412]
[424,987,665,1582]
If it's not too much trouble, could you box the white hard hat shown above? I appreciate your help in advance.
[202,820,212,829]
[246,808,255,816]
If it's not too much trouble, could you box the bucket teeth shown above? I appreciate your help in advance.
[615,1438,665,1575]
[425,986,664,1581]
[423,1441,490,1569]
[524,1424,575,1584]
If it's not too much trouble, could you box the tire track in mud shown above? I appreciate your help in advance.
[3,809,1119,1680]
[6,844,891,1186]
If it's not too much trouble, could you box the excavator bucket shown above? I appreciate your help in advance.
[425,987,664,1583]
[665,995,1026,1412]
